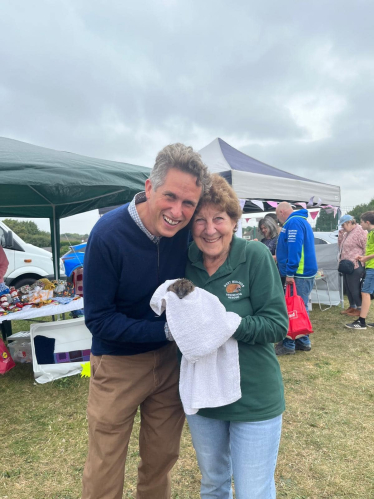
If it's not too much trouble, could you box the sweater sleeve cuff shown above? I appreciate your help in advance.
[232,318,245,341]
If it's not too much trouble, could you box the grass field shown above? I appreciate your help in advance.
[1,303,374,499]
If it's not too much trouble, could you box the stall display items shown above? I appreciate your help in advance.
[0,278,79,319]
[30,318,91,383]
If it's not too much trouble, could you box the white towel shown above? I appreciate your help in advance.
[150,279,242,415]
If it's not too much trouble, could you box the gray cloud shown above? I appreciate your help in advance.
[1,0,373,232]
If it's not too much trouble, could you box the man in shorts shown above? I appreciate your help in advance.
[345,211,374,330]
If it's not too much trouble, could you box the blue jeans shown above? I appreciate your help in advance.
[283,277,314,350]
[186,414,282,499]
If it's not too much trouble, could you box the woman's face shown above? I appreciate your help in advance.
[192,204,236,260]
[260,224,270,238]
[343,221,354,232]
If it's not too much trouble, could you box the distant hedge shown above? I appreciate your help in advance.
[60,241,82,256]
[2,218,86,256]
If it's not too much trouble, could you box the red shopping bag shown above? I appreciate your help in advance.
[0,338,16,374]
[285,283,313,340]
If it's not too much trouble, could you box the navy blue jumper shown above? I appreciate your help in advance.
[83,204,189,356]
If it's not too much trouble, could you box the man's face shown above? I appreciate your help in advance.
[276,208,286,224]
[144,168,202,237]
[360,219,371,231]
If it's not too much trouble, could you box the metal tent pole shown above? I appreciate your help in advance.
[339,273,344,309]
[49,207,60,280]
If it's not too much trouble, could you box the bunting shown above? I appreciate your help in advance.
[244,199,340,220]
[266,201,278,208]
[307,196,322,208]
[250,200,264,211]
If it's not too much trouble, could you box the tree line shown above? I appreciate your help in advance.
[2,219,88,255]
[3,198,374,249]
[315,198,374,232]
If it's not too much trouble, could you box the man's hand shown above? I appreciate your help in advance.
[164,322,174,341]
[286,276,295,284]
[357,254,374,263]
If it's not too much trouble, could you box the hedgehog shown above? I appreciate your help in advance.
[167,279,195,299]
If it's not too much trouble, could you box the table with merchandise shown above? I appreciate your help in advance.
[0,278,84,340]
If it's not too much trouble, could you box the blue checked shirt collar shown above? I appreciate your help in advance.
[128,192,160,244]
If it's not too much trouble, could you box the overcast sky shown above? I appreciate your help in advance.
[1,0,373,234]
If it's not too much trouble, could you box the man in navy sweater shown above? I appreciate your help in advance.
[82,144,211,499]
[275,202,317,356]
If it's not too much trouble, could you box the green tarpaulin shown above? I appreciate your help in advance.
[0,137,151,277]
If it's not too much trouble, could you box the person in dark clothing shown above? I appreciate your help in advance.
[258,217,279,258]
[81,143,211,499]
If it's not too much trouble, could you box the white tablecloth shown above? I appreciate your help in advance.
[0,298,84,323]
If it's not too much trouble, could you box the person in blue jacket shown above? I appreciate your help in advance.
[275,202,317,355]
[81,143,211,499]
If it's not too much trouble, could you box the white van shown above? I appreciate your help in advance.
[0,220,66,288]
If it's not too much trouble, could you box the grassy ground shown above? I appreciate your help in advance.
[1,303,373,499]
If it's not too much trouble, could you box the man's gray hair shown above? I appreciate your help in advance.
[150,143,211,194]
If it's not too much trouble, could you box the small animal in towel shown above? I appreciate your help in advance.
[167,279,195,299]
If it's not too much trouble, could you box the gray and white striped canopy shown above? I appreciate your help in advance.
[199,138,340,210]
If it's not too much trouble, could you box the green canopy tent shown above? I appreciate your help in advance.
[0,137,151,278]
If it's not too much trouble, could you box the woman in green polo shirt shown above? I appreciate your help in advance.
[185,174,288,499]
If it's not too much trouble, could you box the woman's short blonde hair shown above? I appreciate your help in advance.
[194,174,242,222]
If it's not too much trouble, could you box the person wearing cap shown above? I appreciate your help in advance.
[338,214,367,316]
[346,211,374,330]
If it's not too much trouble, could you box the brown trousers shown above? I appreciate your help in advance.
[81,343,185,499]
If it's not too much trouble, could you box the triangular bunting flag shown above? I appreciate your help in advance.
[307,196,322,208]
[250,200,264,211]
[266,201,278,208]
